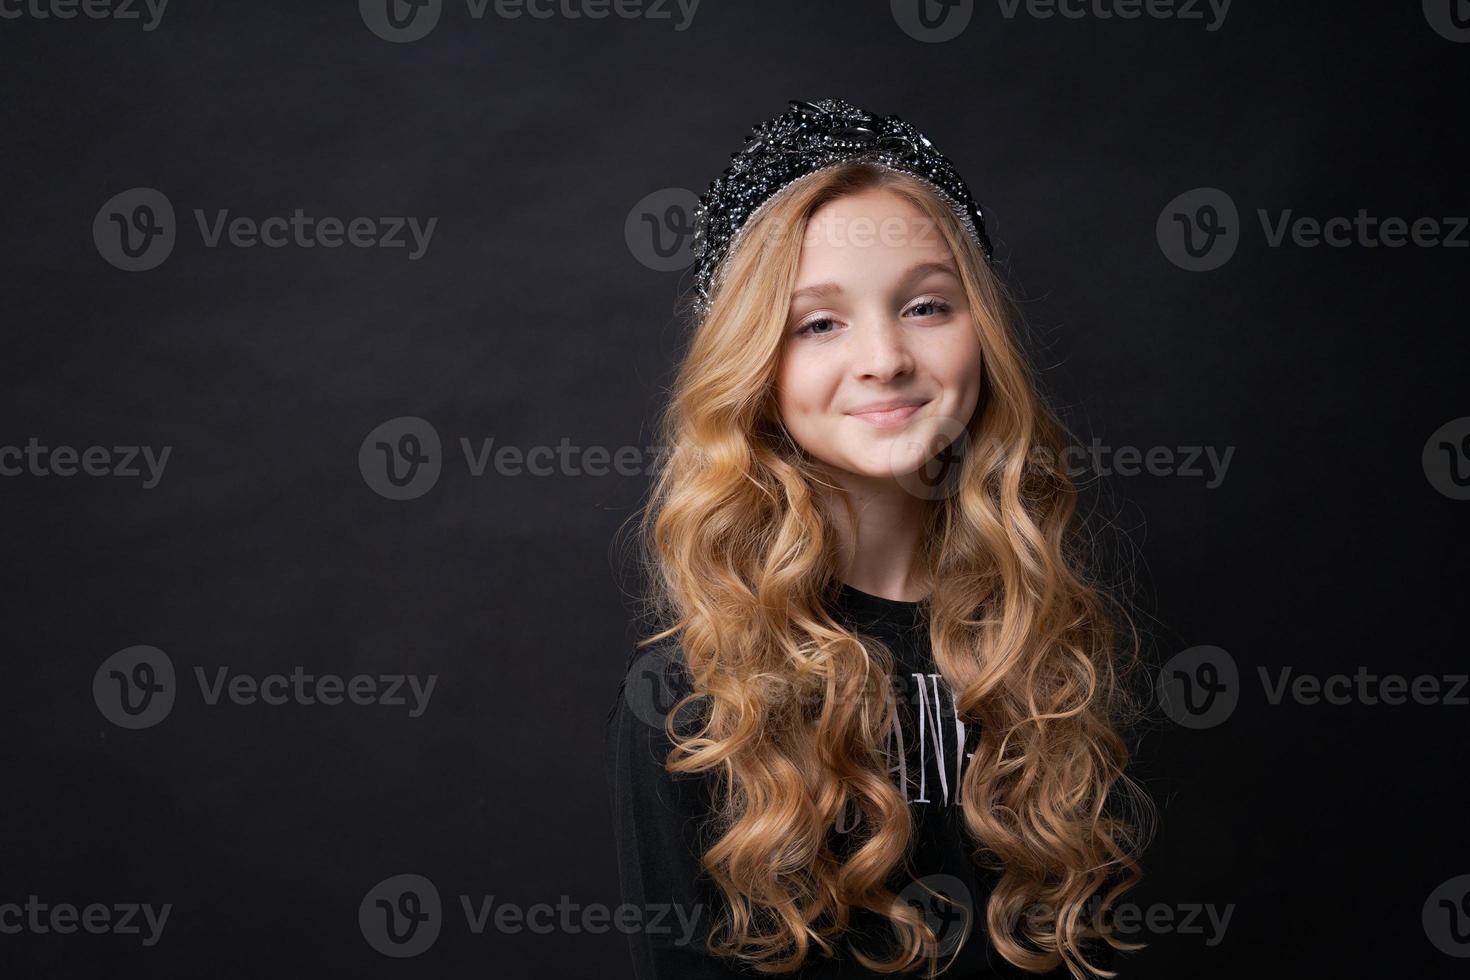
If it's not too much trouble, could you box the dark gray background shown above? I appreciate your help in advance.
[1,0,1466,976]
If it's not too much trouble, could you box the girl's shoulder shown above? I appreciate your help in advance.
[605,638,701,739]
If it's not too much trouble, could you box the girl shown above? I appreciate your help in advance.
[606,98,1153,979]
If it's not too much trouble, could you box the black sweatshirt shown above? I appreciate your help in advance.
[604,583,1100,979]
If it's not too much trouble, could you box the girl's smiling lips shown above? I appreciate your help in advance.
[845,398,929,428]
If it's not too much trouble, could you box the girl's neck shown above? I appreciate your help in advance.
[823,477,931,603]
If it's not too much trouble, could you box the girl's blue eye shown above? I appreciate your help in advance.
[906,298,951,318]
[794,317,835,337]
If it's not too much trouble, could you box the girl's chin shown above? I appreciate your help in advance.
[839,451,941,481]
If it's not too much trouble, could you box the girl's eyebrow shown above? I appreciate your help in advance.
[789,260,959,304]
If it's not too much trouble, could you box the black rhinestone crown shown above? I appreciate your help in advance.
[689,98,993,318]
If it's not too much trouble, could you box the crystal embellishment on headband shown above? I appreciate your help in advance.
[688,97,993,318]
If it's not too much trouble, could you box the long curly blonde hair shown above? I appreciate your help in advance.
[618,161,1154,978]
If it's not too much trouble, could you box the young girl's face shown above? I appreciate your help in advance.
[775,187,983,486]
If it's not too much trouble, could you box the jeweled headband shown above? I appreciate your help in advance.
[688,97,993,318]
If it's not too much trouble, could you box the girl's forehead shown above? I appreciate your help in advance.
[793,219,957,285]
